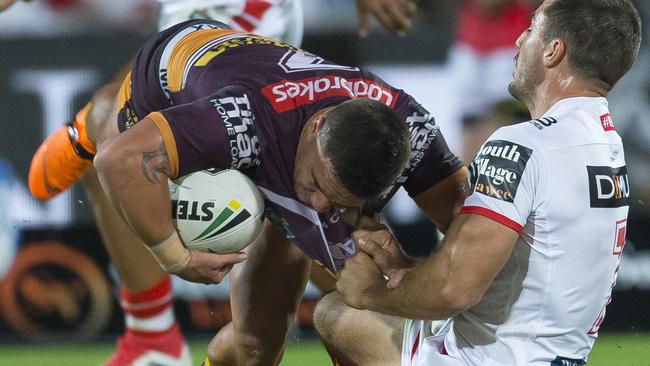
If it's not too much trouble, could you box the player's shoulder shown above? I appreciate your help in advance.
[487,121,545,153]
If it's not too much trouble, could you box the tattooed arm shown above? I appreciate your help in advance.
[95,118,246,284]
[94,118,176,245]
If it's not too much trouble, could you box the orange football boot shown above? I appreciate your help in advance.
[28,104,97,200]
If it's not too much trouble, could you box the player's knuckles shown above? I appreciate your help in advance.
[351,229,372,243]
[366,230,392,247]
[358,237,380,254]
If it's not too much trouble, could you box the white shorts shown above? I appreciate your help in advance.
[157,0,303,47]
[402,319,464,366]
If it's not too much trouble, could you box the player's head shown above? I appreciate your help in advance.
[294,98,410,213]
[509,0,642,102]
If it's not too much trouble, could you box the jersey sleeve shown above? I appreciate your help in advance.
[362,99,463,214]
[399,101,464,197]
[460,127,541,232]
[147,85,261,178]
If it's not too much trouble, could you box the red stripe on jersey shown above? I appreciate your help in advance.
[410,330,420,362]
[231,16,256,32]
[460,206,523,232]
[243,1,272,20]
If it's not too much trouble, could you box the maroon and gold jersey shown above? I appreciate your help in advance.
[118,20,463,273]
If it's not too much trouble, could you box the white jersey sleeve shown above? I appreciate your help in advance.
[461,127,543,232]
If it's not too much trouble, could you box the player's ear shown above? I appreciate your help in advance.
[543,38,565,68]
[312,114,327,132]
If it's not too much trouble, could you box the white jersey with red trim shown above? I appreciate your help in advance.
[405,97,630,366]
[157,0,303,46]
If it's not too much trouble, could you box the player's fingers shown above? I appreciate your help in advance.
[387,268,407,289]
[213,252,248,267]
[383,2,411,36]
[356,215,377,229]
[372,4,400,35]
[365,228,394,249]
[213,264,234,283]
[352,228,372,243]
[357,10,370,38]
[354,250,375,265]
[358,237,393,270]
[400,0,417,17]
[216,263,233,274]
[357,235,383,257]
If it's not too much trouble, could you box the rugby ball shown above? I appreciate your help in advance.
[169,169,265,253]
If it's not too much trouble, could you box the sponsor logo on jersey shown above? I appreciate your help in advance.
[122,106,139,130]
[587,165,629,208]
[194,35,296,67]
[600,113,615,131]
[261,75,398,112]
[210,93,260,169]
[528,116,557,130]
[277,50,360,73]
[613,219,627,256]
[405,103,439,173]
[551,356,586,366]
[468,140,533,202]
[371,103,439,202]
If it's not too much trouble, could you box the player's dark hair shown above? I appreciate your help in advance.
[317,98,410,199]
[542,0,642,89]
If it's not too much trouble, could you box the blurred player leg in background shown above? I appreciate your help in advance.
[157,0,303,46]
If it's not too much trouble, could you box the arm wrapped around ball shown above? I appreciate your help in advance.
[94,118,248,284]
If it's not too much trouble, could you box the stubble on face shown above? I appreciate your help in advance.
[508,8,547,106]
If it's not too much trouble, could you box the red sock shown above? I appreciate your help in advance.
[120,276,177,338]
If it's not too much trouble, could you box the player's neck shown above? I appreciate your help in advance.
[529,73,609,119]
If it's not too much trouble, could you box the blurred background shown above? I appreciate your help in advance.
[0,0,648,364]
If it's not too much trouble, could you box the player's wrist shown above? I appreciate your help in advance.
[146,231,192,274]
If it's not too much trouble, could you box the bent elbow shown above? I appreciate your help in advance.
[438,283,483,316]
[94,137,132,184]
[94,140,118,178]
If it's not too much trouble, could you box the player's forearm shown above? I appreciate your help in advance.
[358,214,508,319]
[94,125,176,245]
[360,252,474,319]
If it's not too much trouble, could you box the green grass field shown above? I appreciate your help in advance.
[1,332,648,365]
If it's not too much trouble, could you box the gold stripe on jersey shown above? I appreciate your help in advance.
[166,29,240,93]
[117,70,132,112]
[148,111,179,179]
[193,34,296,67]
